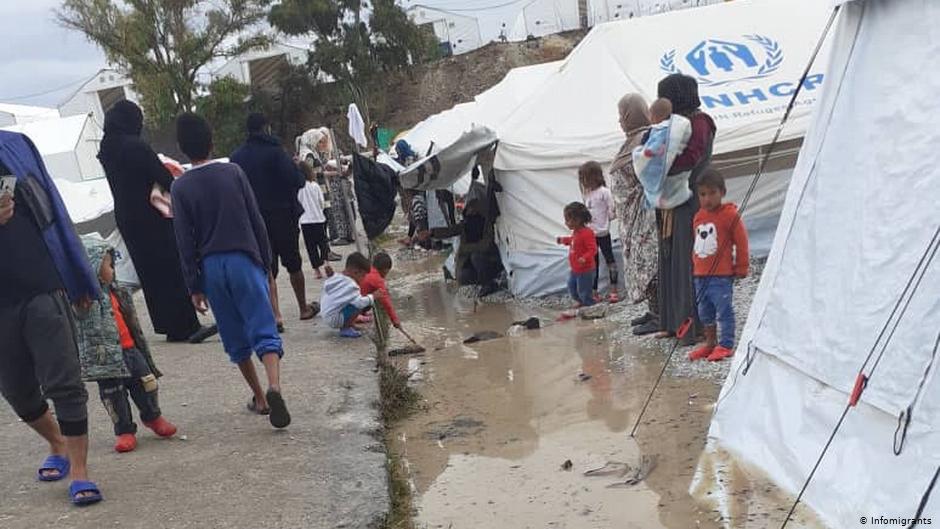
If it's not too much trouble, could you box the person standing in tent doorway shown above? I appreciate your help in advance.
[687,168,748,362]
[231,113,317,331]
[656,74,717,345]
[0,135,103,506]
[579,161,620,303]
[172,113,291,429]
[97,100,217,344]
[609,94,659,335]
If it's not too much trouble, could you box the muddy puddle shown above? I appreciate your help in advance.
[383,258,821,529]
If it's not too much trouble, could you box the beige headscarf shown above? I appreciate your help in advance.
[609,93,651,175]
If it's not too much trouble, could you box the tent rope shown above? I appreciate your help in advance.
[906,466,940,528]
[780,225,940,529]
[894,331,940,455]
[630,4,842,438]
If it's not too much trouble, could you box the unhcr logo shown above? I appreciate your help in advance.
[661,35,783,87]
[661,34,824,111]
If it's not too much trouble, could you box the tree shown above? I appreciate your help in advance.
[195,77,252,157]
[268,0,439,124]
[57,0,272,126]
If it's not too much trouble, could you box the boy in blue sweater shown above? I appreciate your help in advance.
[171,113,290,429]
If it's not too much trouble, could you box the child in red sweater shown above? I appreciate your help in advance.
[556,202,598,318]
[360,252,401,330]
[688,168,749,362]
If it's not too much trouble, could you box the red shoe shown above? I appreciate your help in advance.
[143,417,178,438]
[356,314,373,324]
[556,310,577,322]
[607,292,620,304]
[707,345,734,362]
[114,434,137,453]
[688,344,714,361]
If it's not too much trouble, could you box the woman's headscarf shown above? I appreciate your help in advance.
[295,127,333,158]
[98,100,145,165]
[657,73,701,115]
[609,93,651,175]
[103,100,144,137]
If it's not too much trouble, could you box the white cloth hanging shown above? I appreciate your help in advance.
[347,104,368,148]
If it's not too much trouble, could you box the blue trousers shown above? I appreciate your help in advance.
[694,277,735,348]
[201,252,282,363]
[567,271,596,307]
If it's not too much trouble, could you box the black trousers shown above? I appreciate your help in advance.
[593,234,619,290]
[0,291,88,436]
[301,222,330,269]
[97,348,160,436]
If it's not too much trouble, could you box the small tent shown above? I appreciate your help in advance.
[705,1,940,527]
[492,0,834,297]
[0,103,60,127]
[0,114,105,182]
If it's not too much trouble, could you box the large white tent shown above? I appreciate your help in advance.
[1,113,105,182]
[492,0,834,297]
[705,1,940,527]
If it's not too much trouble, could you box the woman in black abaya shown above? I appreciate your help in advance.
[98,101,216,343]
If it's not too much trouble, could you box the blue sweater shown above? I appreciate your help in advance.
[171,161,272,294]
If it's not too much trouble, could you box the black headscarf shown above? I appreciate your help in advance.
[99,100,145,165]
[657,74,701,115]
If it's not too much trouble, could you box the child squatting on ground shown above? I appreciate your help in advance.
[361,252,402,331]
[687,168,749,362]
[557,202,599,319]
[320,252,387,338]
[76,236,177,453]
[170,113,291,429]
[579,161,619,303]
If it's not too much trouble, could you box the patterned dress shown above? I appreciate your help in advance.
[610,130,659,306]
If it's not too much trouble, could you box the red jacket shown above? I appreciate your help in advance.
[361,267,399,325]
[692,203,749,277]
[560,226,597,274]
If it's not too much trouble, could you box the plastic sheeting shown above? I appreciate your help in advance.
[709,1,940,527]
[493,0,833,297]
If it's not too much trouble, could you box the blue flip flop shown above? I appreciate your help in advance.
[37,455,70,482]
[339,328,362,338]
[69,480,103,506]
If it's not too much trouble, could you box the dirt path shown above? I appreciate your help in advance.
[0,263,387,529]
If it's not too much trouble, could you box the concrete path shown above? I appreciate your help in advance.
[0,265,388,529]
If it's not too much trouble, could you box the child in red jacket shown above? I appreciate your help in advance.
[688,168,749,362]
[556,202,598,318]
[360,252,401,330]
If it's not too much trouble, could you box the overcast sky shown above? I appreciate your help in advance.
[0,1,106,107]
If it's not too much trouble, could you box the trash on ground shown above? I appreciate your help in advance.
[463,331,502,344]
[577,373,593,382]
[561,459,574,471]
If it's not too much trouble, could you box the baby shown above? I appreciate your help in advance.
[633,98,693,209]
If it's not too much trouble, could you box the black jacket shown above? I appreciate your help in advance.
[230,133,304,215]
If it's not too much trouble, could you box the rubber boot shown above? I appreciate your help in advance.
[688,325,717,361]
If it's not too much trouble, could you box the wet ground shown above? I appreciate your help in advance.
[382,251,823,529]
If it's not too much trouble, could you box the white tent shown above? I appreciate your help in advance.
[705,1,940,527]
[0,103,59,127]
[492,0,833,297]
[508,0,581,40]
[398,61,561,194]
[1,114,105,182]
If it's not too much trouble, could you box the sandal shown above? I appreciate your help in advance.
[69,480,103,506]
[299,304,318,321]
[247,396,270,415]
[37,454,70,482]
[266,389,291,429]
[276,322,285,334]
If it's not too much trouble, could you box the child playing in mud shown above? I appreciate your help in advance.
[556,202,598,319]
[75,236,177,452]
[361,252,402,331]
[320,252,386,338]
[171,113,291,429]
[579,161,619,303]
[687,168,749,362]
